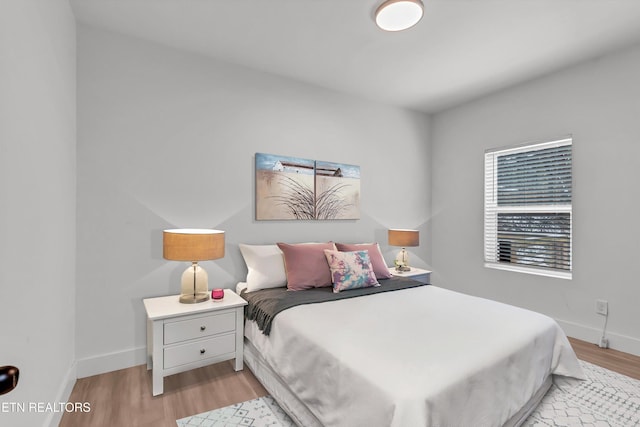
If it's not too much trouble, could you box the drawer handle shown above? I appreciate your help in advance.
[200,326,206,331]
[200,349,206,354]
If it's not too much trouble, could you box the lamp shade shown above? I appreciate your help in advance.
[375,0,424,32]
[163,229,225,261]
[388,229,419,247]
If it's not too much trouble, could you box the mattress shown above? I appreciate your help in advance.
[239,283,584,427]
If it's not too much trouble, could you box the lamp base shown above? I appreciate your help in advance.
[179,292,210,304]
[394,248,411,272]
[179,263,210,304]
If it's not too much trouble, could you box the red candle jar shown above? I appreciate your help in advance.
[211,288,224,300]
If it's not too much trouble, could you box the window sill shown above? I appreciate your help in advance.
[484,263,572,280]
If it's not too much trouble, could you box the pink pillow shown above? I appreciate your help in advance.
[277,242,336,291]
[335,243,392,279]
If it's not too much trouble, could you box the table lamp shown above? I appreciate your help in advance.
[388,229,419,272]
[163,229,225,303]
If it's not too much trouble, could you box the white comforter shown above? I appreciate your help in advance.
[246,285,585,427]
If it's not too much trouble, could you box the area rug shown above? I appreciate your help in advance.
[177,361,640,426]
[176,395,295,427]
[525,361,640,426]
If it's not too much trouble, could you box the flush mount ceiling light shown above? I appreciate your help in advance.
[375,0,424,32]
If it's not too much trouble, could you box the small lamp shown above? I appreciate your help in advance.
[163,229,225,304]
[388,229,419,272]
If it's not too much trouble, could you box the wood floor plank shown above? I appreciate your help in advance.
[568,337,640,380]
[60,338,639,426]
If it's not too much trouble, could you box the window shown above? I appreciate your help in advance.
[484,137,572,279]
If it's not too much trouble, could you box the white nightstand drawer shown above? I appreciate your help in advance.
[164,332,236,369]
[164,312,235,345]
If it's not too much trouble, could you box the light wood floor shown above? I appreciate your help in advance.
[567,337,640,380]
[60,337,640,427]
[59,362,268,427]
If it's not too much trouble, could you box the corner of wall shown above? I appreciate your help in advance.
[44,361,77,427]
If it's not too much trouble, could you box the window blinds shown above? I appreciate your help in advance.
[484,138,572,277]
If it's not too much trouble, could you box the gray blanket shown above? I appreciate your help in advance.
[241,276,427,335]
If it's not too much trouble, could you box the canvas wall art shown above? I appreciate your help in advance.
[314,160,360,220]
[255,153,360,220]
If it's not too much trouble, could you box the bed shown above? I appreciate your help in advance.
[237,278,584,427]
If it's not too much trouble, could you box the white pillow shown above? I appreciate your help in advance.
[239,244,287,292]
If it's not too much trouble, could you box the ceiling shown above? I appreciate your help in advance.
[70,0,640,113]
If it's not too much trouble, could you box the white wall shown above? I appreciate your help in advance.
[0,1,77,426]
[76,26,432,376]
[431,43,640,355]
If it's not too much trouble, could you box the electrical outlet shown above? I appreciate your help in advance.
[596,299,608,316]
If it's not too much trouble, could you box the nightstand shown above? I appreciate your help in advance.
[143,289,247,396]
[389,266,431,284]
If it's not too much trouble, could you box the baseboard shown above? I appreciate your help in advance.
[556,318,640,357]
[76,346,147,379]
[44,361,77,427]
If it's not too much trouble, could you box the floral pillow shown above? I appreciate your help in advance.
[323,250,380,293]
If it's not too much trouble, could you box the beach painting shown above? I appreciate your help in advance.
[255,153,360,220]
[315,160,360,220]
[256,153,316,220]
